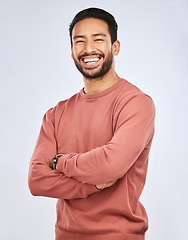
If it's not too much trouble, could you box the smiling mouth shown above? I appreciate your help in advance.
[83,57,100,63]
[81,55,103,68]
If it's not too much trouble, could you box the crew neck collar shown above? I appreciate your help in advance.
[80,78,125,99]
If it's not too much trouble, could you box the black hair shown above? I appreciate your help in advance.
[69,7,118,45]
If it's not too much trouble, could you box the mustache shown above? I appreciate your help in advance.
[78,52,104,61]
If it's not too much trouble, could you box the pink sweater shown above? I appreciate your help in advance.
[28,79,155,240]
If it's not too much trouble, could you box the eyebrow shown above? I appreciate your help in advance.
[73,35,85,40]
[92,33,106,37]
[73,33,107,40]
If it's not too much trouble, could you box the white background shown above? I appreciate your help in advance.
[0,0,187,239]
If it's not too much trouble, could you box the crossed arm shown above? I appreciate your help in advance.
[28,94,155,199]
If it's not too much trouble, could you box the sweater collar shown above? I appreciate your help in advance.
[80,78,125,99]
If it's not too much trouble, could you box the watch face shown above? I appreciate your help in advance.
[52,156,57,170]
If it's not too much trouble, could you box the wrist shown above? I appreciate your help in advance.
[51,154,63,170]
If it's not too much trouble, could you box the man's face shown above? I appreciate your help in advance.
[71,18,115,79]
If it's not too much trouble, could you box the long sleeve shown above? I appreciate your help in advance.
[57,94,155,185]
[28,107,99,200]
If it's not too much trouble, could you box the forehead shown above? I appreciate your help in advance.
[72,18,110,37]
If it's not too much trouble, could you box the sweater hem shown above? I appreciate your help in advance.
[55,230,145,240]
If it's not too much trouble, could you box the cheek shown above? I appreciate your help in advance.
[104,47,112,57]
[101,42,112,55]
[72,46,83,59]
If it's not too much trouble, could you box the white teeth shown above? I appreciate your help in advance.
[83,58,99,63]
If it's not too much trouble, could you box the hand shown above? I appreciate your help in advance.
[96,181,116,190]
[55,154,64,170]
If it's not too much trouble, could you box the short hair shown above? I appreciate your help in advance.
[69,7,118,46]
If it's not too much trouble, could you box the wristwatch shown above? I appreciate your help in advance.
[51,154,63,170]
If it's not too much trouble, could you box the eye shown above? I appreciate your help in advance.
[75,40,85,44]
[95,38,104,42]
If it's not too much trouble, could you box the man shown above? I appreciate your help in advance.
[28,7,155,240]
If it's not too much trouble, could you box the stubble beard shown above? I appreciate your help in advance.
[73,51,114,80]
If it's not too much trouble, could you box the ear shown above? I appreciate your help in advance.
[112,40,120,56]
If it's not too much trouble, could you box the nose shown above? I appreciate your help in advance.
[84,40,96,53]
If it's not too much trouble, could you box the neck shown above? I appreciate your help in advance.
[83,69,121,94]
